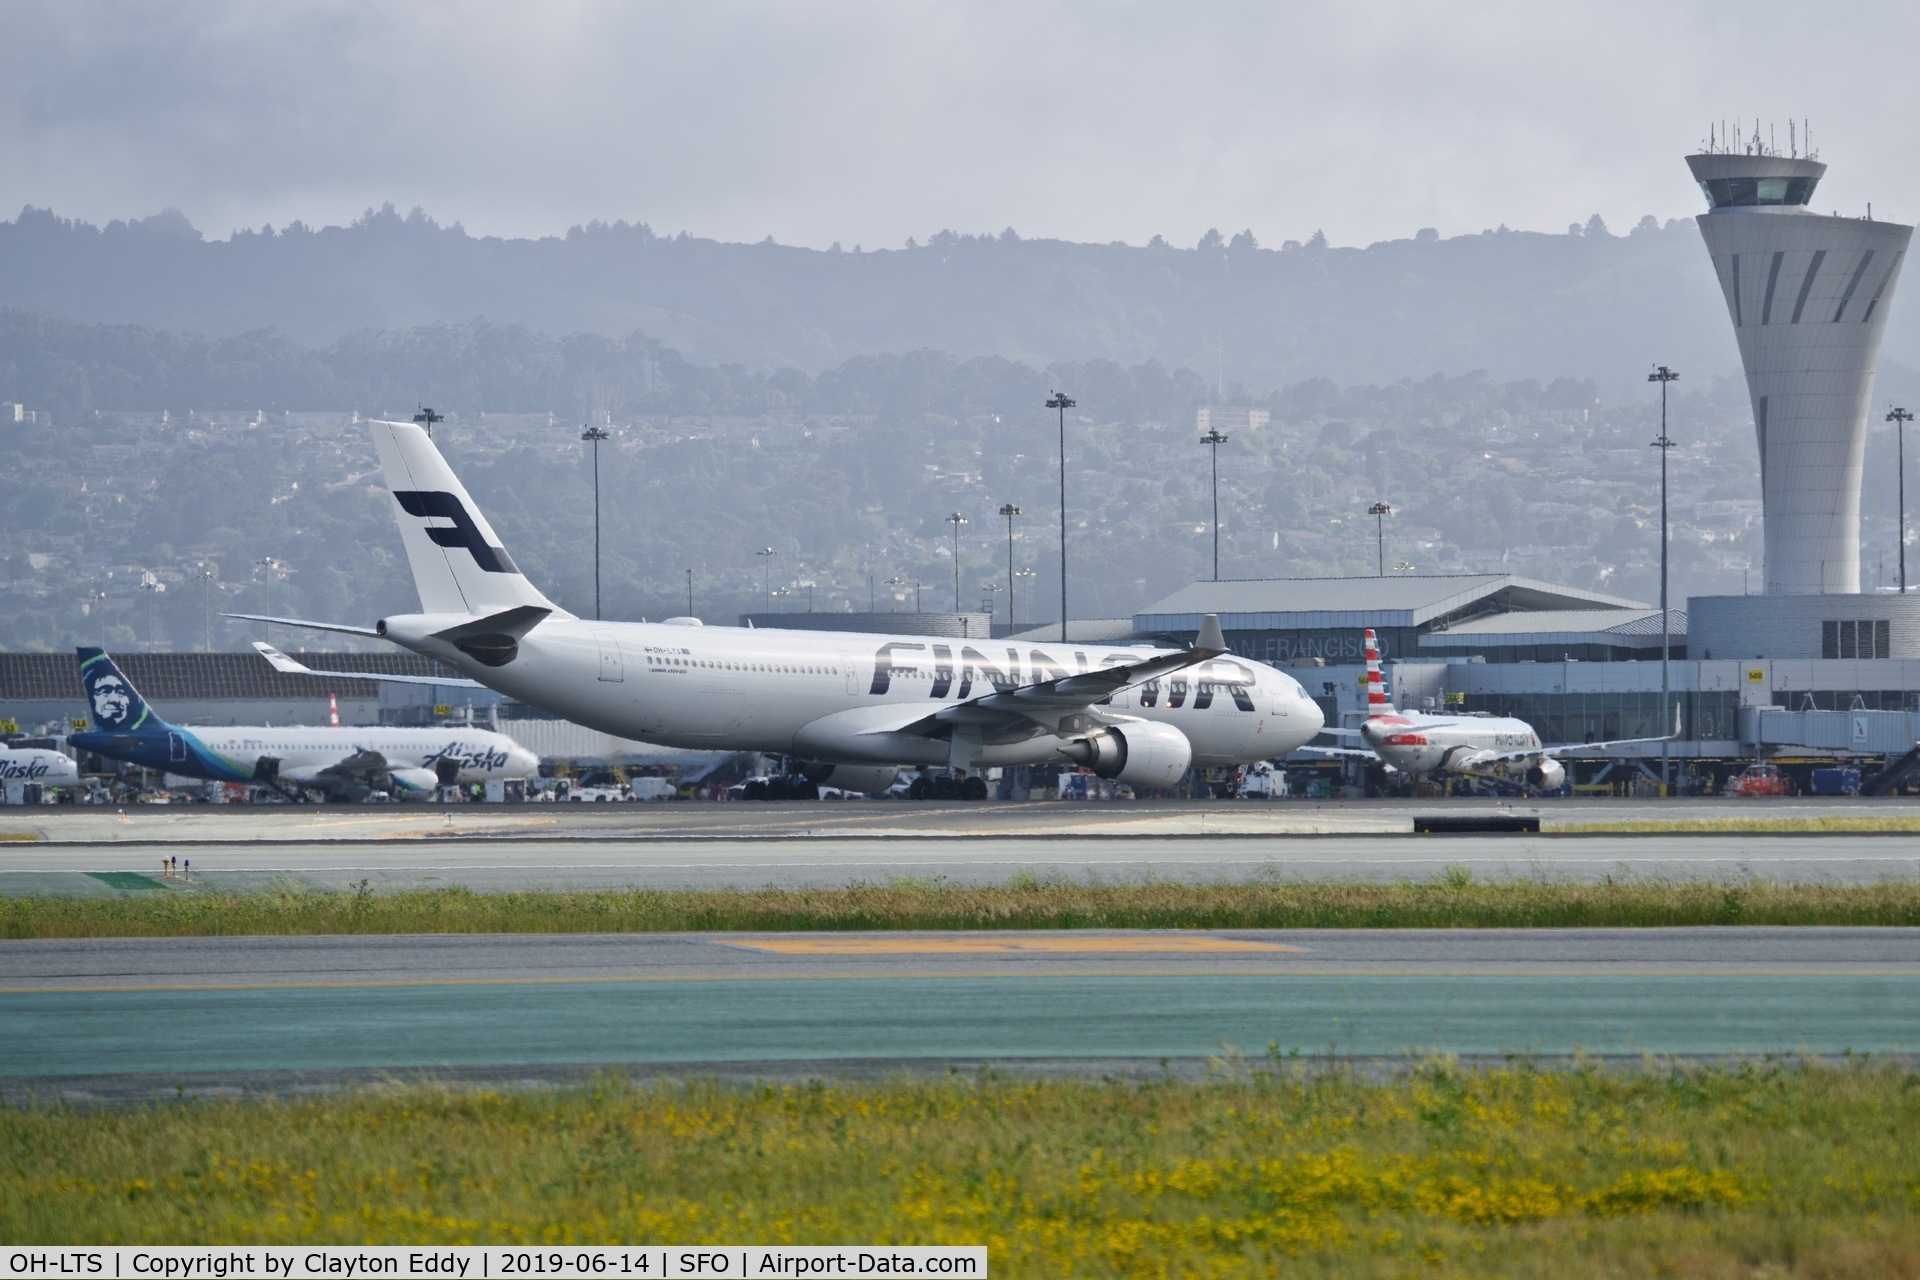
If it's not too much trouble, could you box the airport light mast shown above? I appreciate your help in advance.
[1201,428,1229,580]
[412,406,443,440]
[1047,391,1076,640]
[1650,364,1680,796]
[581,423,610,619]
[685,567,694,618]
[946,512,969,611]
[1367,501,1393,576]
[756,547,777,613]
[998,503,1021,632]
[1891,407,1914,592]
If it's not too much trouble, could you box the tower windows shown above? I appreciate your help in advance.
[1790,250,1826,323]
[1833,250,1875,322]
[1697,176,1819,208]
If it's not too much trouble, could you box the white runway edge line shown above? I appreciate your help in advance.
[0,1248,988,1279]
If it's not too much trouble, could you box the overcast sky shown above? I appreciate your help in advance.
[5,1,1919,250]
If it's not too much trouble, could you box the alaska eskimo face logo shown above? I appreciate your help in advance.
[90,674,133,726]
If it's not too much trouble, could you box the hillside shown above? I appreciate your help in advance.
[0,205,1797,394]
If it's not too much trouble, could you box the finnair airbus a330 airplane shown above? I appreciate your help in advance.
[1305,628,1666,792]
[233,420,1325,798]
[68,648,538,801]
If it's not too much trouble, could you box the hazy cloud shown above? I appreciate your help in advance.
[4,1,1918,248]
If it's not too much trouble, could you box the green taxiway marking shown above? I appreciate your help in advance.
[82,871,169,893]
[3,974,1914,1076]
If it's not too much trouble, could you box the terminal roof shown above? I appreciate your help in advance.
[1135,574,1646,634]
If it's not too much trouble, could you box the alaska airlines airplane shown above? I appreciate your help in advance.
[67,648,539,801]
[1304,628,1665,792]
[230,419,1325,799]
[0,743,79,788]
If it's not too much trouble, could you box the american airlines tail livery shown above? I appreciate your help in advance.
[1307,628,1667,792]
[235,420,1326,798]
[68,647,538,801]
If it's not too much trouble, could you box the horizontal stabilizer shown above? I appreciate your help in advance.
[432,605,552,643]
[225,612,381,637]
[249,641,485,689]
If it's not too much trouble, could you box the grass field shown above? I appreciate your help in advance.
[6,874,1920,938]
[5,1060,1917,1276]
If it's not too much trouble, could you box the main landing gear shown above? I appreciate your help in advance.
[905,770,989,802]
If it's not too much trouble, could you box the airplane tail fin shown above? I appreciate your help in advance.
[75,647,170,735]
[368,420,564,618]
[1363,628,1395,718]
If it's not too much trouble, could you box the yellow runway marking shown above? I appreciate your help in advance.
[729,936,1306,954]
[3,966,1914,994]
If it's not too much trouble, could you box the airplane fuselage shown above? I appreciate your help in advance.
[0,746,79,785]
[1358,711,1542,776]
[71,723,537,793]
[379,614,1325,769]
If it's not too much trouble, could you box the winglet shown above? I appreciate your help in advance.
[251,640,315,675]
[1194,613,1227,654]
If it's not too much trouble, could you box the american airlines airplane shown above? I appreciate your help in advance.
[231,419,1326,799]
[1304,629,1666,792]
[68,647,539,801]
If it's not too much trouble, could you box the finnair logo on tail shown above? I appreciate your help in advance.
[392,490,519,574]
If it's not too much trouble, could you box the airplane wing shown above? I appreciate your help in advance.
[1478,735,1675,765]
[251,641,486,689]
[896,615,1231,739]
[1292,744,1379,761]
[225,612,382,637]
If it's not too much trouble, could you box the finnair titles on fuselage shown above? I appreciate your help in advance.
[235,420,1325,795]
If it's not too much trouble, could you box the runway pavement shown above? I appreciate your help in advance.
[3,928,1914,1094]
[3,830,1919,894]
[11,796,1920,845]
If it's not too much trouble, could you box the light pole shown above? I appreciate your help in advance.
[196,564,215,652]
[1015,567,1036,630]
[140,572,163,650]
[1047,390,1076,640]
[998,503,1021,633]
[1890,407,1914,592]
[946,512,969,611]
[581,423,609,619]
[685,568,694,618]
[253,557,273,641]
[885,576,906,611]
[1649,364,1680,797]
[1367,501,1393,576]
[1200,428,1229,580]
[412,406,443,440]
[756,547,777,613]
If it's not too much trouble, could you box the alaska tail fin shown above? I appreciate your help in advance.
[368,420,564,618]
[75,647,170,735]
[1363,628,1395,718]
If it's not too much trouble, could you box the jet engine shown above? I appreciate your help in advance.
[801,763,900,794]
[1060,721,1193,788]
[385,767,441,798]
[1526,758,1566,792]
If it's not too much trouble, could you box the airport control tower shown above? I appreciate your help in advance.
[1688,143,1911,595]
